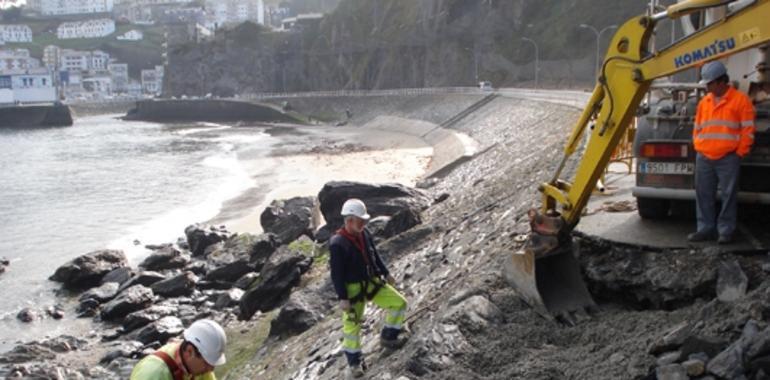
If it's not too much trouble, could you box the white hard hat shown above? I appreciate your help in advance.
[699,61,727,85]
[183,319,227,366]
[340,198,370,220]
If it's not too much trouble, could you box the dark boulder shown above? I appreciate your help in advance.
[101,285,154,321]
[250,233,278,269]
[205,260,256,284]
[151,271,197,298]
[366,216,391,239]
[101,267,134,286]
[79,282,120,304]
[140,246,190,271]
[234,272,259,290]
[260,196,315,244]
[184,261,209,276]
[50,250,127,289]
[99,341,144,364]
[46,305,65,320]
[214,288,244,310]
[382,207,422,238]
[135,316,184,345]
[239,249,309,320]
[269,292,323,338]
[123,305,178,333]
[118,271,167,293]
[16,308,37,323]
[184,224,229,256]
[317,181,430,232]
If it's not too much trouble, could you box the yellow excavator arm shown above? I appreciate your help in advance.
[505,0,770,323]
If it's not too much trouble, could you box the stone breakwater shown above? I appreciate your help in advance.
[123,99,304,124]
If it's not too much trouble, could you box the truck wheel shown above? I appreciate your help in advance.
[637,197,669,219]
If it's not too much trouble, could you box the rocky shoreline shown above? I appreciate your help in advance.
[0,181,431,379]
[3,94,770,380]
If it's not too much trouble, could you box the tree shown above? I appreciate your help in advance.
[1,6,23,22]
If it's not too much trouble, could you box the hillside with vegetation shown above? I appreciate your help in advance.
[165,0,680,96]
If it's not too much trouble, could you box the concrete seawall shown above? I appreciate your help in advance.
[0,103,73,128]
[361,116,478,179]
[124,99,303,124]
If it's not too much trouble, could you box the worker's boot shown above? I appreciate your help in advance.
[380,327,409,350]
[346,363,365,379]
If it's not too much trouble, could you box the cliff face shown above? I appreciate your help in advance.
[165,0,667,96]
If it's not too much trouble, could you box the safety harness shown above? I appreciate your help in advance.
[153,350,185,380]
[337,228,385,304]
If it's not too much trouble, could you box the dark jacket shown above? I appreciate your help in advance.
[329,228,389,300]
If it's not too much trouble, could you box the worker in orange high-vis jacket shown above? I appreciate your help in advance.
[688,61,755,245]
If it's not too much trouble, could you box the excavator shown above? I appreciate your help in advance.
[504,0,770,324]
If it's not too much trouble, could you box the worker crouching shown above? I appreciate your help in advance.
[329,199,408,379]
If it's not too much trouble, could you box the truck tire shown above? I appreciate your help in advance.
[636,197,669,219]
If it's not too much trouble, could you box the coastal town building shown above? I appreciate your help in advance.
[281,13,324,31]
[58,49,111,72]
[0,25,33,43]
[117,30,144,41]
[57,19,116,39]
[0,68,57,104]
[108,62,129,93]
[141,65,163,95]
[205,0,264,28]
[26,0,114,16]
[0,49,41,72]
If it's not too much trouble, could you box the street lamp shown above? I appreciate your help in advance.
[521,37,538,88]
[579,24,617,77]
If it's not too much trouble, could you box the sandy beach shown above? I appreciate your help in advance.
[213,124,434,234]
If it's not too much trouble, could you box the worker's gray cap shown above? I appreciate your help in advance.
[699,61,727,85]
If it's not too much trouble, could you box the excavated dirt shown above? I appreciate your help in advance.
[225,95,770,380]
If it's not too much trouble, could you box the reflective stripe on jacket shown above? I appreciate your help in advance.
[694,86,755,159]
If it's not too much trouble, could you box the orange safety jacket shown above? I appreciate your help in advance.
[694,86,755,160]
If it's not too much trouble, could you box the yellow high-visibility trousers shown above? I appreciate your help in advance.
[341,280,406,364]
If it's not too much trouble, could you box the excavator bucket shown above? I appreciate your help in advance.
[503,210,596,324]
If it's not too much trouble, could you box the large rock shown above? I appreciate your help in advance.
[205,260,256,284]
[717,259,748,302]
[656,364,688,380]
[234,272,259,290]
[123,305,178,333]
[382,207,422,238]
[250,233,278,269]
[140,246,190,271]
[650,322,693,355]
[214,288,244,310]
[317,181,430,234]
[261,196,315,244]
[239,249,309,320]
[99,341,144,364]
[269,292,323,338]
[184,224,229,256]
[0,336,86,364]
[101,285,154,321]
[101,267,134,286]
[79,282,120,304]
[151,272,197,298]
[49,250,127,289]
[707,320,760,378]
[135,316,184,345]
[119,271,167,293]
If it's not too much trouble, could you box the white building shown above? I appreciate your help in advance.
[27,0,114,16]
[58,49,111,72]
[0,69,57,104]
[0,49,41,72]
[57,19,116,39]
[141,65,163,95]
[108,62,129,92]
[82,75,112,96]
[0,25,33,43]
[117,30,144,41]
[206,0,264,28]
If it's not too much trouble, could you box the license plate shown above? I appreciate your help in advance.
[639,162,694,175]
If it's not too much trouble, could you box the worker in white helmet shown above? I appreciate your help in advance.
[329,198,408,379]
[130,319,227,380]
